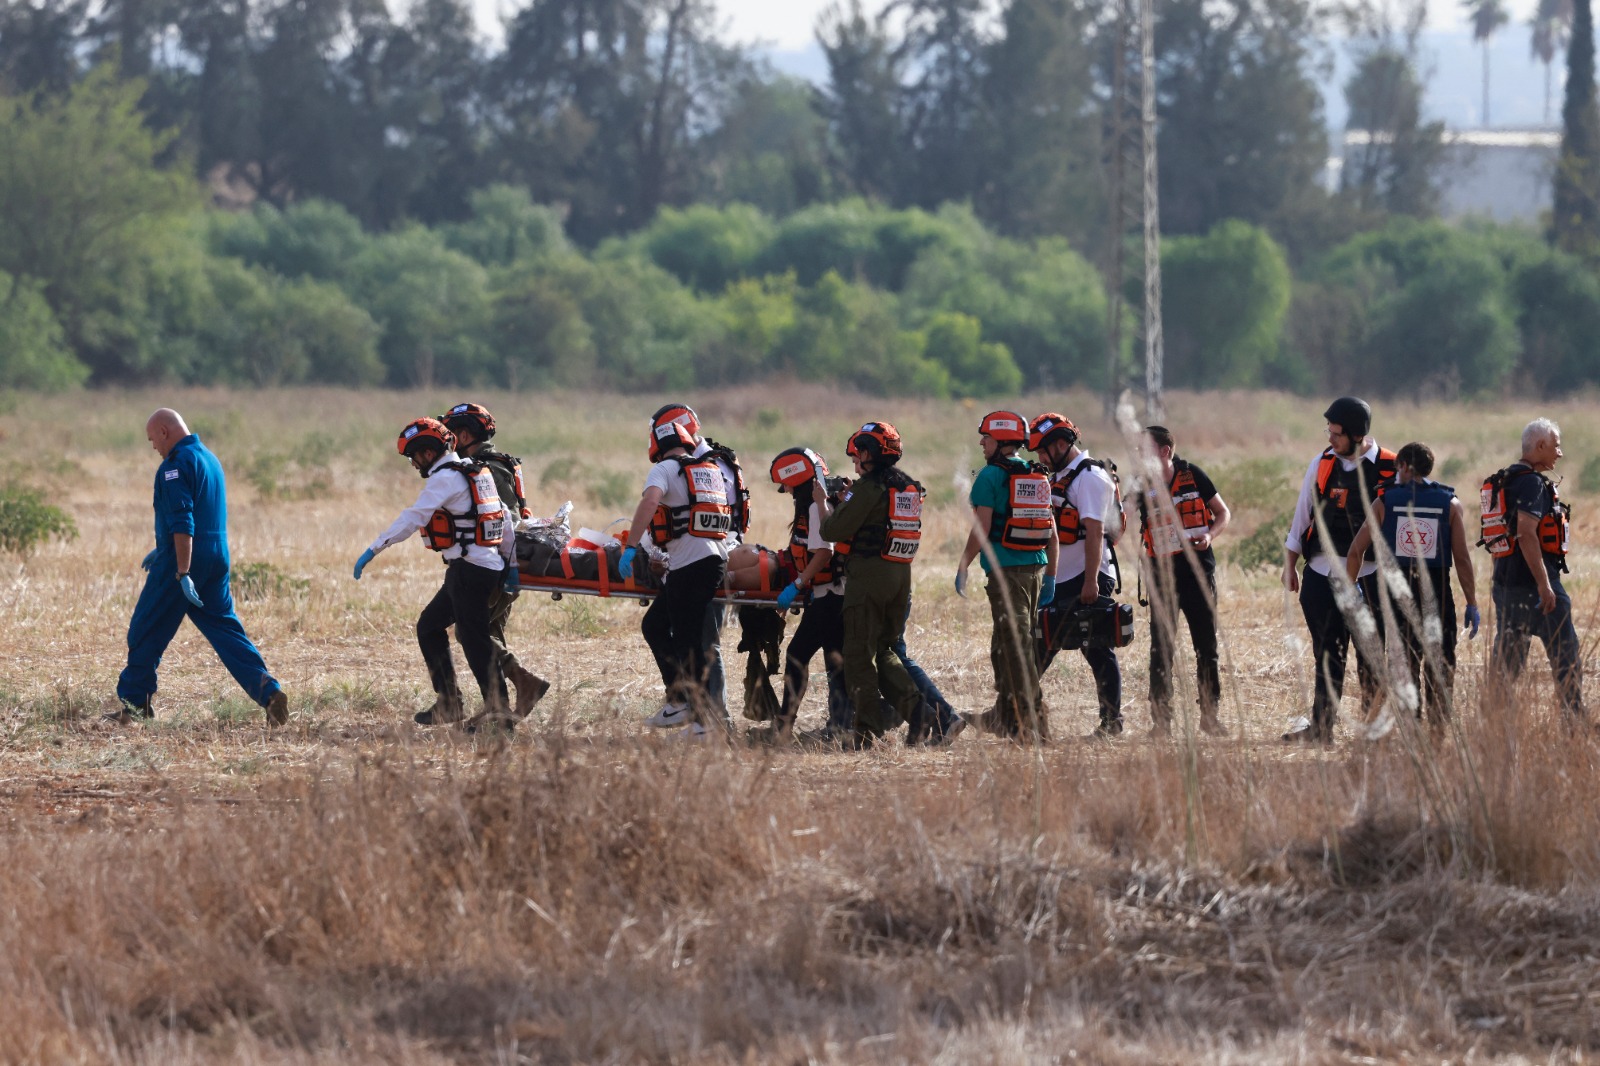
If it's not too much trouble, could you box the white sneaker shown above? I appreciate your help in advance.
[665,722,712,743]
[646,701,690,729]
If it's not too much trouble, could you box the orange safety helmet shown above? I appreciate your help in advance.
[440,401,496,440]
[848,421,902,461]
[651,403,700,437]
[1027,412,1078,453]
[770,447,828,491]
[648,419,698,462]
[979,410,1028,444]
[397,417,454,458]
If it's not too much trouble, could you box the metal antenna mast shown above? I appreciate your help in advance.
[1140,0,1164,421]
[1102,0,1164,421]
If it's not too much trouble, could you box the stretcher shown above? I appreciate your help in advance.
[515,538,789,605]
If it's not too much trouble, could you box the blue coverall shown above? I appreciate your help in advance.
[117,433,283,709]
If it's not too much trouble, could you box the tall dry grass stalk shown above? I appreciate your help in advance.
[3,385,1600,1059]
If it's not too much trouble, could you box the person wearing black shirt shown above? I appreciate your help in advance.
[1137,427,1231,736]
[1488,418,1584,720]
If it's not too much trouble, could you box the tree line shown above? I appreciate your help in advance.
[1,0,1599,398]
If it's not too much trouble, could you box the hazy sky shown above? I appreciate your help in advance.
[470,0,831,49]
[466,0,1542,46]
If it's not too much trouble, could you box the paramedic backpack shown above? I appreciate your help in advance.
[1479,464,1570,571]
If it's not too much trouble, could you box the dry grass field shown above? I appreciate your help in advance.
[5,383,1600,1063]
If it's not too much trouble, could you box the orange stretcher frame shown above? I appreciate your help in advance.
[516,543,787,604]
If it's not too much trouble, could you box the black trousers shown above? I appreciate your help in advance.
[1389,566,1457,725]
[1146,557,1220,722]
[1492,578,1584,716]
[1038,571,1123,726]
[418,558,507,712]
[641,554,727,713]
[1300,566,1383,736]
[778,593,845,730]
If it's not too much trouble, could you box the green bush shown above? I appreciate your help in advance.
[442,185,570,268]
[208,200,371,281]
[1162,220,1292,388]
[1228,510,1291,572]
[0,484,78,556]
[1312,219,1519,396]
[639,203,775,293]
[232,561,310,600]
[0,274,84,390]
[344,227,493,386]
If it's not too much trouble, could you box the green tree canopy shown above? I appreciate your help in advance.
[1162,221,1292,388]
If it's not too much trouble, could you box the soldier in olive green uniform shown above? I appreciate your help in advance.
[440,402,550,733]
[817,422,924,745]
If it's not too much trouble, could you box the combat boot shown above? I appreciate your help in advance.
[415,688,465,726]
[265,690,289,727]
[104,696,153,725]
[508,664,551,718]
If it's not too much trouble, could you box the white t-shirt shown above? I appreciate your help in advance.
[644,440,735,570]
[1054,452,1118,584]
[368,451,509,571]
[803,501,843,598]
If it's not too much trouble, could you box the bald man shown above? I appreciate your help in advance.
[114,409,288,725]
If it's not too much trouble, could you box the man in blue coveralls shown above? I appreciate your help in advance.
[112,408,289,726]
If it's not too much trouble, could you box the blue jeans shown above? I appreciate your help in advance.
[1492,580,1584,716]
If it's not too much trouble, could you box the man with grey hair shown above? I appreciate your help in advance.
[115,408,289,725]
[1485,417,1584,718]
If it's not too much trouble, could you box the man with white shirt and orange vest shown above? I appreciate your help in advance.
[1137,426,1231,736]
[353,417,515,726]
[438,401,550,734]
[1028,412,1125,739]
[1282,396,1397,744]
[621,403,748,740]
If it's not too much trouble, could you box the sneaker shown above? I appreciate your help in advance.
[1199,715,1229,737]
[265,691,289,727]
[646,701,691,729]
[1149,719,1173,738]
[664,722,712,743]
[1282,723,1332,745]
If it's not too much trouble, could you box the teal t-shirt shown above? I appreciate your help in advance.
[970,460,1049,572]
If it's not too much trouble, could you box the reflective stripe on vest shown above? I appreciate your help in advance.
[422,461,506,551]
[987,458,1053,553]
[1140,463,1211,558]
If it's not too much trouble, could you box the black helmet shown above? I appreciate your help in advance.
[1323,396,1371,439]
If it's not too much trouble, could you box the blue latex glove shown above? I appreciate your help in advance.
[619,546,637,580]
[954,569,968,598]
[353,548,375,580]
[1039,579,1056,608]
[503,564,521,595]
[141,550,157,572]
[776,582,801,610]
[1464,603,1481,639]
[178,573,204,609]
